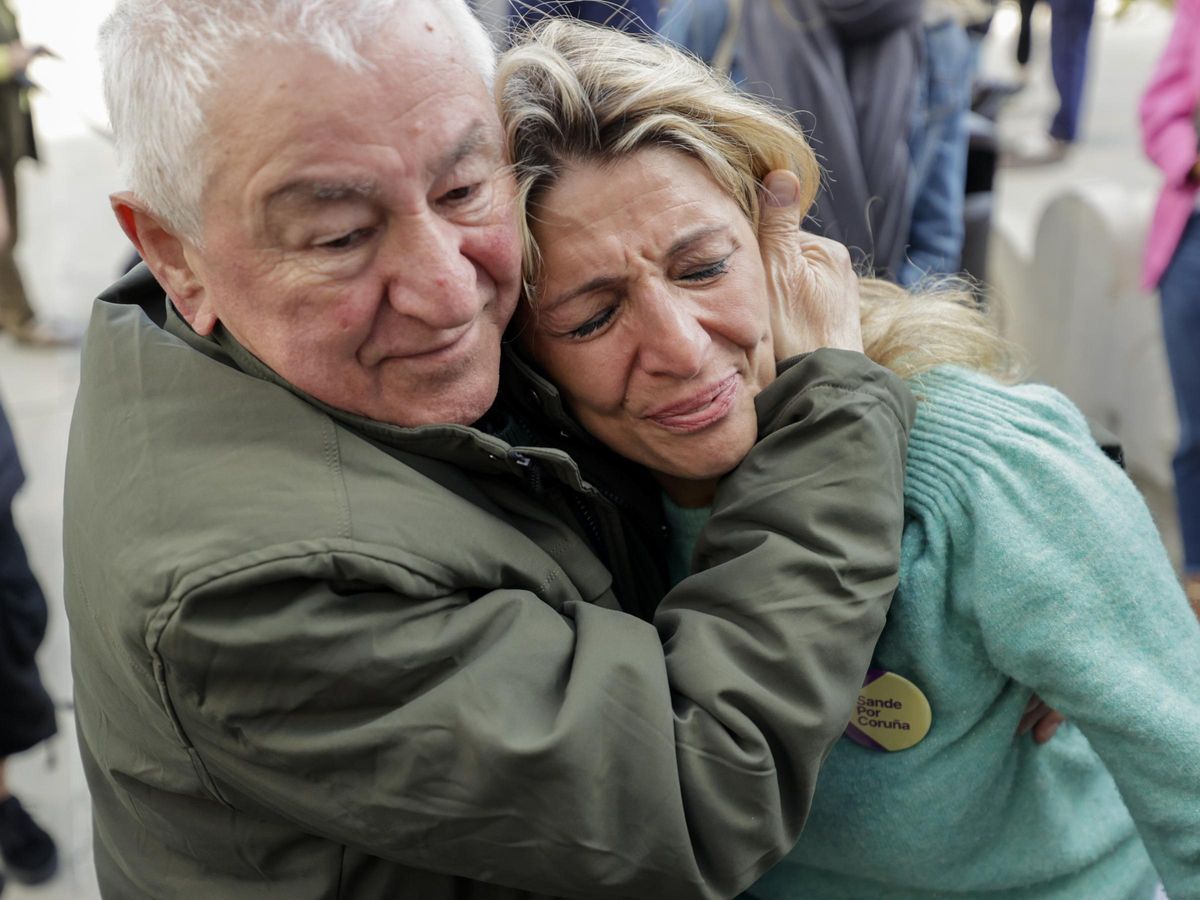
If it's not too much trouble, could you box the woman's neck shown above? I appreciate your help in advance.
[655,472,720,508]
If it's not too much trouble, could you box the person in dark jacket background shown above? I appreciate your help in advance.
[738,0,924,280]
[0,394,58,889]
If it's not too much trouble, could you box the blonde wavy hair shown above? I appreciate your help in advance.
[495,18,1021,383]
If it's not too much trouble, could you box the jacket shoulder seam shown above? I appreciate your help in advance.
[143,543,461,807]
[803,381,911,432]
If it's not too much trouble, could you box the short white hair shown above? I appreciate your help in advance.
[100,0,496,241]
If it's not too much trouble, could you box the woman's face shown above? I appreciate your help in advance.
[524,147,775,504]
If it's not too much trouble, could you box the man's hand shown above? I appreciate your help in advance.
[1017,694,1066,745]
[757,169,863,361]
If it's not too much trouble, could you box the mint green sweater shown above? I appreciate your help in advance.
[667,367,1200,899]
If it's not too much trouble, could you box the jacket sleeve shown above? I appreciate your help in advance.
[156,348,913,900]
[1139,3,1200,188]
[949,390,1200,897]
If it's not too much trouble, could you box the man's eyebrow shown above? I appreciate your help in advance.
[431,120,497,177]
[264,178,380,213]
[543,225,735,313]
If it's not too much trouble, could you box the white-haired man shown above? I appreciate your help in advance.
[64,2,914,897]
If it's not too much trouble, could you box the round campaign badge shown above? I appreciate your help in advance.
[844,668,932,752]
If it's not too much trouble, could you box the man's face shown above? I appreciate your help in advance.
[184,5,521,427]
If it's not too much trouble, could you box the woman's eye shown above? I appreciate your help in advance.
[679,258,730,282]
[316,227,374,251]
[568,306,616,339]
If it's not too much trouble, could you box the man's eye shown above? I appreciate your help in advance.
[568,306,616,340]
[440,184,478,204]
[679,258,730,282]
[316,227,375,251]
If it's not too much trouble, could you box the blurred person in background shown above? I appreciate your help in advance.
[901,0,981,287]
[0,394,58,891]
[1046,0,1096,148]
[1006,0,1096,163]
[737,0,924,281]
[0,0,72,347]
[662,0,984,288]
[1140,0,1200,616]
[1016,0,1041,76]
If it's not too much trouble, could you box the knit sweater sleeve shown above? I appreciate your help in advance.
[906,368,1200,898]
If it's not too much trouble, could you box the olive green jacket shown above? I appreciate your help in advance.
[64,267,914,899]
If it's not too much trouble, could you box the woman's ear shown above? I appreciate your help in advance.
[109,192,218,335]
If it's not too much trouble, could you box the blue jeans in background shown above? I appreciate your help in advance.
[1159,211,1200,576]
[900,19,973,287]
[1048,0,1095,143]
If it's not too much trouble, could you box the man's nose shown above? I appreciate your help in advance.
[634,287,709,378]
[383,214,478,329]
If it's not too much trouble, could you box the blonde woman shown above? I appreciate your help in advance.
[497,20,1200,898]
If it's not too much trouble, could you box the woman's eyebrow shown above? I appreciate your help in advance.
[543,225,734,312]
[667,224,731,258]
[543,274,623,313]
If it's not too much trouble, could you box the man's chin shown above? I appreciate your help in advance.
[374,373,500,429]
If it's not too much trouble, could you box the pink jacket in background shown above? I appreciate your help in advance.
[1140,0,1200,290]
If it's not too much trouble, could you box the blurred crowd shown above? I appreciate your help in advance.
[503,0,1100,285]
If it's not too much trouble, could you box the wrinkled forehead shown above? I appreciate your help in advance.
[199,22,504,205]
[213,6,492,115]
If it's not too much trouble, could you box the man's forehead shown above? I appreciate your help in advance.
[209,37,502,175]
[214,5,489,109]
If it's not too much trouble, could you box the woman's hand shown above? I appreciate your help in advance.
[757,170,863,361]
[1017,694,1066,745]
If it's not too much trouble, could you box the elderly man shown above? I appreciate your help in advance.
[64,1,914,897]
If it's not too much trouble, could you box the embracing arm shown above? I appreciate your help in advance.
[156,350,911,900]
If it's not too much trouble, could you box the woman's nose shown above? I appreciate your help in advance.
[634,287,709,379]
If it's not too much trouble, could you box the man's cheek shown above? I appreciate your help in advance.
[472,225,523,288]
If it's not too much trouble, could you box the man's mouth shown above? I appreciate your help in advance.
[367,321,477,367]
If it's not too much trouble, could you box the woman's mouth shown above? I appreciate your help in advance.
[644,375,739,433]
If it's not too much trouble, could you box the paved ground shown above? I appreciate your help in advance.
[0,3,1183,897]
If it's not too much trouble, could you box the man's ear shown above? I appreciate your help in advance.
[110,192,218,335]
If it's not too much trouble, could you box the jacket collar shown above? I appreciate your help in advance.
[99,265,595,484]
